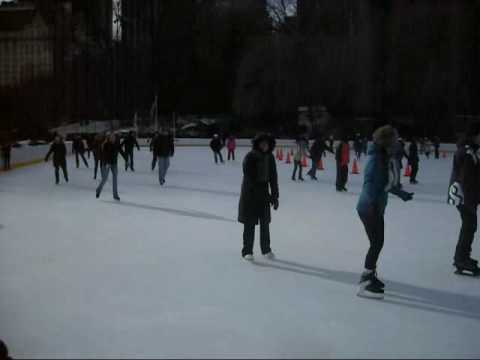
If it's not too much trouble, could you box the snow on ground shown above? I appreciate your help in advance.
[1,146,479,359]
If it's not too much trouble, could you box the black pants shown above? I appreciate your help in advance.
[75,151,89,168]
[93,153,100,179]
[242,220,271,256]
[151,154,157,170]
[455,205,478,262]
[3,155,10,170]
[292,160,303,180]
[228,149,235,161]
[214,151,224,164]
[307,157,319,178]
[125,150,134,171]
[410,162,418,182]
[359,209,385,271]
[54,162,69,184]
[336,164,348,190]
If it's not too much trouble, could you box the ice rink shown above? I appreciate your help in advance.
[1,146,479,359]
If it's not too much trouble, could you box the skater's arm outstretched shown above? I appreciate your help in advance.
[45,145,53,162]
[269,155,279,210]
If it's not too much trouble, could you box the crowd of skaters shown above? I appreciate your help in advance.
[1,125,478,304]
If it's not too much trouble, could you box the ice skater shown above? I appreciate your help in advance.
[354,133,363,159]
[408,137,420,184]
[92,133,106,180]
[292,136,309,181]
[45,135,69,184]
[150,131,159,170]
[307,134,333,180]
[448,123,480,276]
[1,141,11,171]
[72,135,89,168]
[226,135,236,161]
[121,131,140,171]
[210,134,224,164]
[433,136,441,159]
[151,128,174,186]
[238,133,279,260]
[96,133,126,201]
[335,134,350,191]
[357,125,414,299]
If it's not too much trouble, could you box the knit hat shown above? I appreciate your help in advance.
[372,125,397,148]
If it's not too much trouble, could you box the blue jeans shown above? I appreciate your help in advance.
[158,157,170,183]
[96,164,118,198]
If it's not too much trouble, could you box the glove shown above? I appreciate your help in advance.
[399,191,414,202]
[271,198,279,210]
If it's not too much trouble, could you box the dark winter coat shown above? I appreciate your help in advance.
[152,134,174,157]
[238,135,279,225]
[448,143,480,209]
[210,138,223,152]
[45,142,67,166]
[408,142,419,164]
[72,138,85,153]
[310,139,332,160]
[121,135,140,152]
[101,141,126,165]
[1,144,11,158]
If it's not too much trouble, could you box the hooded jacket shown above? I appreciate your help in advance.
[238,134,279,224]
[448,143,480,208]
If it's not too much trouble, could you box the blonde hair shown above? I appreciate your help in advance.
[372,125,397,148]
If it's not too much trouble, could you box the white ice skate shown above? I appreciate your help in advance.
[357,281,384,300]
[263,252,275,260]
[243,254,254,261]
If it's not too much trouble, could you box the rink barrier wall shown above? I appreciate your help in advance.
[0,142,73,174]
[0,139,457,174]
[137,138,459,152]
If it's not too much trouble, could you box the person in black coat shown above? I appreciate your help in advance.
[92,133,106,180]
[210,134,224,164]
[96,133,126,200]
[152,129,175,185]
[433,136,441,159]
[150,131,159,171]
[238,133,279,260]
[72,135,89,168]
[408,138,420,184]
[448,123,480,274]
[307,134,333,180]
[1,142,11,170]
[45,135,69,184]
[121,131,140,171]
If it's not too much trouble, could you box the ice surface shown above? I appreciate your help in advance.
[0,147,479,359]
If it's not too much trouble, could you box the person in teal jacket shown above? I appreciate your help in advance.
[357,125,414,299]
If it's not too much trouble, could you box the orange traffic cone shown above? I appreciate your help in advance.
[404,164,412,177]
[302,155,308,167]
[278,148,284,161]
[317,158,324,170]
[286,152,292,164]
[351,159,360,174]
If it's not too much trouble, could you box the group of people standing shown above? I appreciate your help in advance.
[44,130,175,199]
[209,134,237,164]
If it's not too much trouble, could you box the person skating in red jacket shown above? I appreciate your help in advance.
[336,134,350,192]
[227,135,236,161]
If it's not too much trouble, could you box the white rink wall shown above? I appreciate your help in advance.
[138,137,459,152]
[7,142,73,169]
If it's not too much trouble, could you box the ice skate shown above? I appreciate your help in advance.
[357,272,385,299]
[454,259,480,277]
[243,254,254,261]
[263,252,275,260]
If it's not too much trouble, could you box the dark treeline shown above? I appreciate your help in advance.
[0,0,479,140]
